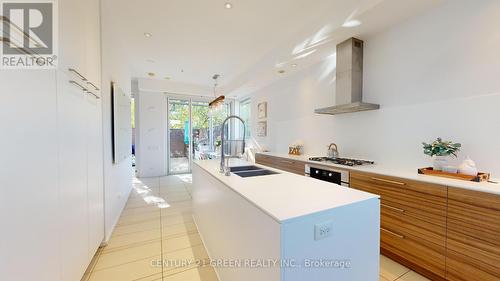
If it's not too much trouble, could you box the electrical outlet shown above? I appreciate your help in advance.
[314,220,333,240]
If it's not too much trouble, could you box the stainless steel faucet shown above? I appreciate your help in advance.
[220,115,246,176]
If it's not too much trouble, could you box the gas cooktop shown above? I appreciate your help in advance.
[309,157,375,166]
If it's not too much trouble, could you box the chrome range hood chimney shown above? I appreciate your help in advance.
[315,38,379,115]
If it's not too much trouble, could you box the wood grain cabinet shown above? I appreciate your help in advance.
[446,188,500,281]
[255,154,276,167]
[255,154,306,175]
[352,171,500,281]
[256,157,500,281]
[350,171,448,280]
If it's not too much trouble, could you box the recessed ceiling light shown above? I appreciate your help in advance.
[342,20,362,28]
[148,72,155,77]
[144,32,152,38]
[291,63,298,67]
[278,70,286,74]
[275,62,285,68]
[224,2,232,9]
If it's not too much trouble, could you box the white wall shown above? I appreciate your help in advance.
[138,78,212,97]
[135,91,167,177]
[248,0,500,177]
[101,0,133,241]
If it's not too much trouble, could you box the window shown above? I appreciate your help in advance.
[239,98,251,138]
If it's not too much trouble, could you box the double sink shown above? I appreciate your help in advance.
[229,165,279,178]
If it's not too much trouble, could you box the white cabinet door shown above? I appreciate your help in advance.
[82,0,101,86]
[58,0,85,74]
[0,70,60,281]
[57,70,90,281]
[85,92,104,259]
[82,0,104,261]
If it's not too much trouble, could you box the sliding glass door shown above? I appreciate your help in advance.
[167,96,231,174]
[168,98,190,174]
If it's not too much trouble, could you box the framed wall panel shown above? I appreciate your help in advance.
[111,82,132,164]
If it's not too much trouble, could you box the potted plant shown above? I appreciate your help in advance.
[422,138,461,171]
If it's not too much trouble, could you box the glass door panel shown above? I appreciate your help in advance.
[168,98,190,174]
[210,103,230,155]
[167,97,231,174]
[191,101,211,160]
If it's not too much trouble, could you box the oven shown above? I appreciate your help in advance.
[305,164,350,187]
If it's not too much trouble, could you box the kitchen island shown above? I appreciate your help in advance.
[192,159,380,281]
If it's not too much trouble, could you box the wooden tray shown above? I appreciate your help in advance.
[418,167,490,182]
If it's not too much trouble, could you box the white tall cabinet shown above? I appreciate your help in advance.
[0,0,104,280]
[58,0,104,280]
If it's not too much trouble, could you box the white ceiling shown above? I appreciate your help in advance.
[102,0,443,98]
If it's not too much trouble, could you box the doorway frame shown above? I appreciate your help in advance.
[165,93,234,175]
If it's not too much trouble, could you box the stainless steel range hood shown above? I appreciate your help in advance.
[315,38,379,115]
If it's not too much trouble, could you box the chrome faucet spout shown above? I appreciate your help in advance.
[220,115,246,175]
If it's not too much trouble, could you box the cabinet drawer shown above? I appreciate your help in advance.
[255,154,305,175]
[273,158,305,175]
[446,188,500,280]
[381,224,446,279]
[381,202,446,279]
[446,249,500,281]
[351,171,447,225]
[350,171,447,197]
[255,154,276,166]
[381,203,446,247]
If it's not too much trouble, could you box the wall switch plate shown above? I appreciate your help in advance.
[314,220,333,240]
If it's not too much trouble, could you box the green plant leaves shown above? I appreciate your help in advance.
[422,138,461,157]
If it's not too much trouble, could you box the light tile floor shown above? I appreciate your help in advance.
[83,175,430,281]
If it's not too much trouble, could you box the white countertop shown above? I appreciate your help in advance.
[259,152,500,195]
[193,159,379,223]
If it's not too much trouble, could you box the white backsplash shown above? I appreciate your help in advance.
[248,0,500,177]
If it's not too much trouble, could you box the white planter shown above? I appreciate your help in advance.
[433,156,449,171]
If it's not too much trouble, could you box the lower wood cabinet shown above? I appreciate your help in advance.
[256,157,500,281]
[352,171,500,281]
[446,188,500,281]
[350,171,448,280]
[255,154,305,175]
[255,153,276,167]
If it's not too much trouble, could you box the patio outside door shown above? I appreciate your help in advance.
[167,97,230,174]
[167,98,191,174]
